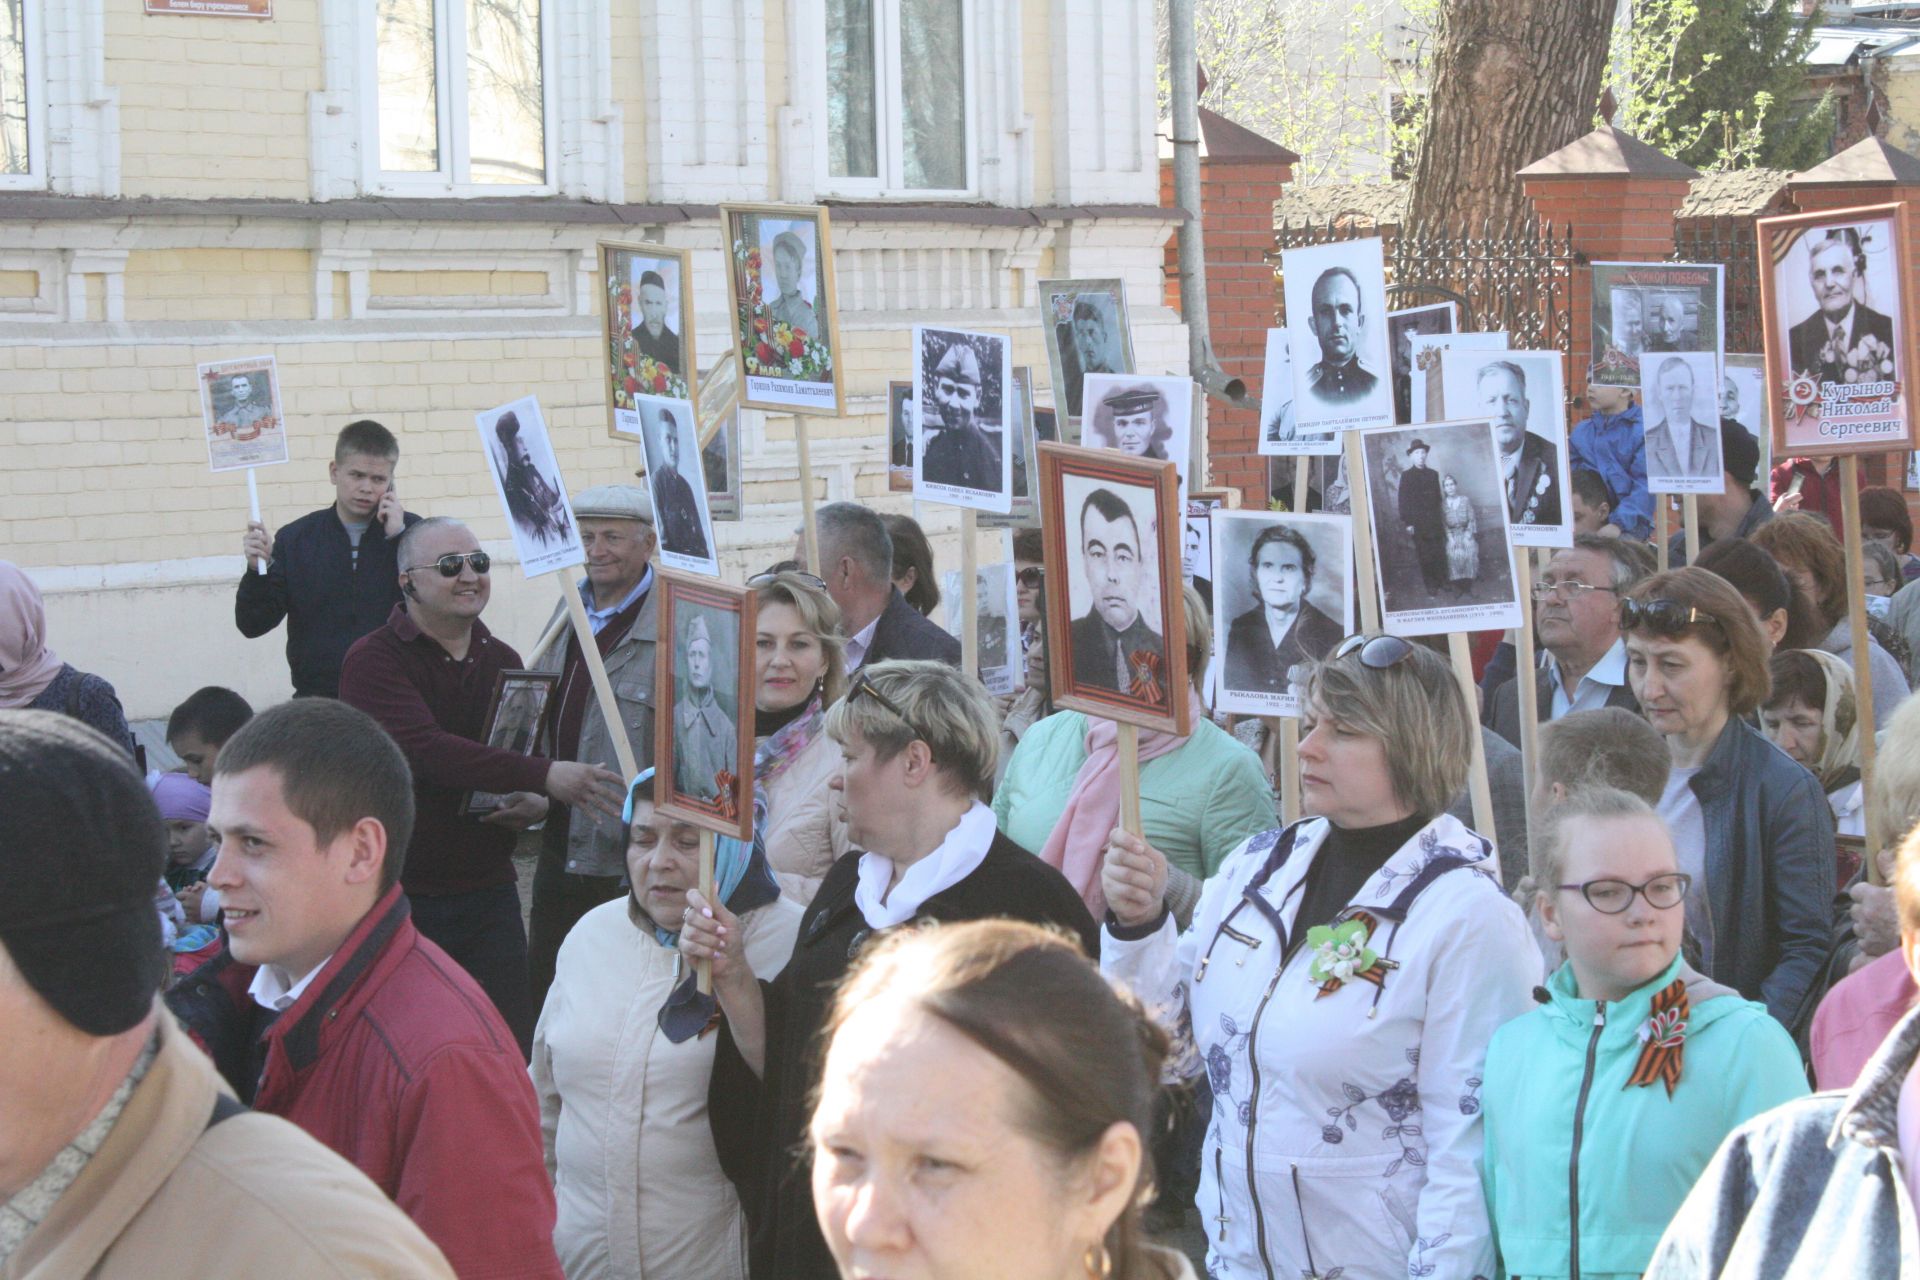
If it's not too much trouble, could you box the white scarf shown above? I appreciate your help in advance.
[854,801,997,930]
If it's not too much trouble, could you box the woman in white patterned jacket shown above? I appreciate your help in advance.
[1101,635,1539,1279]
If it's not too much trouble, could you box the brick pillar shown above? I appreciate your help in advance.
[1160,106,1298,508]
[1518,126,1699,409]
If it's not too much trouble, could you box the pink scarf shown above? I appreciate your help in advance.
[0,563,63,709]
[1039,691,1203,917]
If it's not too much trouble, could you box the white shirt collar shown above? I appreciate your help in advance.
[854,802,997,930]
[581,566,653,633]
[248,955,333,1014]
[844,614,882,672]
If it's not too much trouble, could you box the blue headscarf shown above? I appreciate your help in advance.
[622,768,783,1042]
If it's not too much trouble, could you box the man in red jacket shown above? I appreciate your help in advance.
[167,698,564,1279]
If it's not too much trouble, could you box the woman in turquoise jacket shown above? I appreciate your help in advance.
[1482,786,1808,1279]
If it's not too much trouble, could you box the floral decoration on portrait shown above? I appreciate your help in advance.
[608,277,689,404]
[732,240,833,381]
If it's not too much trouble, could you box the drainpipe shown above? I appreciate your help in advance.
[1167,0,1253,409]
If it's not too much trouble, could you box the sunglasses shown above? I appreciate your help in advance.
[1332,634,1416,670]
[748,570,830,592]
[1618,598,1723,634]
[406,551,491,577]
[847,670,938,756]
[1016,567,1044,589]
[1557,872,1692,915]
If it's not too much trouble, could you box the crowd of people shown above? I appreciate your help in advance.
[9,402,1920,1280]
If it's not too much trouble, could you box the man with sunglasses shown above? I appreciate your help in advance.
[341,517,626,1055]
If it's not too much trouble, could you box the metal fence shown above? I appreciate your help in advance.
[1672,216,1763,356]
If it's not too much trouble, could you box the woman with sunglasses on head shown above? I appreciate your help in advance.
[1481,787,1807,1280]
[681,659,1098,1280]
[1621,567,1836,1035]
[1100,635,1537,1280]
[749,570,850,903]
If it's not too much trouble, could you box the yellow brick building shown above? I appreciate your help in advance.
[0,0,1184,724]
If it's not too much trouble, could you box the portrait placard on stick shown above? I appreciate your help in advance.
[720,203,843,416]
[200,355,289,472]
[1640,352,1727,495]
[1208,510,1354,718]
[913,325,1014,514]
[476,396,583,578]
[1282,237,1396,432]
[1357,420,1523,637]
[1082,373,1196,506]
[636,394,720,576]
[1387,302,1456,424]
[1723,354,1773,483]
[698,397,742,523]
[1037,442,1189,735]
[1589,262,1725,390]
[887,381,916,493]
[653,572,755,841]
[1039,278,1135,432]
[944,555,1020,695]
[1757,202,1916,457]
[982,367,1042,530]
[1437,349,1572,548]
[1409,330,1507,424]
[600,241,698,439]
[1258,328,1339,457]
[464,670,559,816]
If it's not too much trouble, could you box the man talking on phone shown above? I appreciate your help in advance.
[236,420,422,698]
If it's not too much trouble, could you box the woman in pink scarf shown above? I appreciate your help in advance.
[0,561,135,754]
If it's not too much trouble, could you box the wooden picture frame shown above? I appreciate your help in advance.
[1038,277,1137,431]
[1037,442,1190,735]
[463,669,559,816]
[1757,201,1917,458]
[653,571,756,840]
[599,241,699,440]
[719,202,845,417]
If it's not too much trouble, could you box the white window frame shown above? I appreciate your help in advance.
[0,0,47,192]
[816,0,978,200]
[358,0,559,198]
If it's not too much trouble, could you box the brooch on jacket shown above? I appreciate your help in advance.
[1305,912,1398,1004]
[1626,976,1689,1097]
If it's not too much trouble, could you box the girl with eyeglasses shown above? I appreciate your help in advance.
[1481,787,1807,1280]
[1620,568,1836,1036]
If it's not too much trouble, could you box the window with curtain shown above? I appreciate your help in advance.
[373,0,547,191]
[824,0,970,195]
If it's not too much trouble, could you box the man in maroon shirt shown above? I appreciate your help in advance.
[339,516,624,1054]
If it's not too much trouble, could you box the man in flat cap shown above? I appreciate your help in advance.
[1398,437,1448,593]
[0,709,455,1278]
[524,482,659,1012]
[648,408,711,562]
[631,268,682,377]
[1305,265,1381,405]
[921,338,1003,493]
[1094,383,1173,460]
[674,615,736,799]
[768,229,824,343]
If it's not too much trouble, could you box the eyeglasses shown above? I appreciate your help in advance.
[847,669,938,756]
[1557,873,1692,914]
[1531,579,1617,602]
[1618,598,1724,634]
[748,570,829,592]
[406,551,491,577]
[1016,567,1044,589]
[1865,575,1892,592]
[1332,634,1415,669]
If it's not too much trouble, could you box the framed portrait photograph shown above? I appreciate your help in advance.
[199,354,290,472]
[913,325,1014,514]
[699,395,742,523]
[1357,420,1523,637]
[982,367,1041,530]
[1207,510,1354,717]
[636,394,720,575]
[1258,328,1339,457]
[1722,353,1773,484]
[944,553,1021,695]
[1183,498,1217,617]
[1038,278,1136,428]
[1081,373,1197,506]
[463,669,559,816]
[1437,349,1572,548]
[1758,202,1916,457]
[1639,351,1727,495]
[1387,302,1456,424]
[652,572,756,840]
[1283,237,1396,432]
[719,203,843,416]
[887,380,916,493]
[600,241,697,439]
[1409,330,1507,424]
[1037,442,1190,735]
[476,396,584,578]
[1589,262,1725,390]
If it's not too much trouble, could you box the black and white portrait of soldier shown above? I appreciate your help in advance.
[1082,373,1195,499]
[1067,486,1166,698]
[1257,327,1336,456]
[1476,358,1562,531]
[221,372,273,432]
[1438,349,1571,546]
[672,612,736,800]
[1304,266,1379,405]
[493,409,572,548]
[1641,354,1724,489]
[639,396,718,572]
[913,325,1012,512]
[630,267,682,377]
[765,226,825,344]
[1282,238,1394,430]
[920,339,1000,492]
[889,382,915,471]
[1222,523,1344,696]
[650,408,708,561]
[1040,280,1132,423]
[1786,227,1897,387]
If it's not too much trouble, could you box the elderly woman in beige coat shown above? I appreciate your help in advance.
[750,570,850,902]
[531,771,802,1280]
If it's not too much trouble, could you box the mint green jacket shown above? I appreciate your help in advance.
[1481,952,1809,1279]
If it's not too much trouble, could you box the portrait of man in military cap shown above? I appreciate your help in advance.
[1281,237,1395,432]
[1082,372,1196,502]
[912,324,1013,513]
[719,204,844,415]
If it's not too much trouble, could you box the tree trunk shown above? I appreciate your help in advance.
[1407,0,1615,233]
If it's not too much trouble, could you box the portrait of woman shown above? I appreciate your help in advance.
[1443,473,1478,593]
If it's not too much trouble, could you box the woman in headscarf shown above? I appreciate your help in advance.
[531,770,803,1280]
[0,560,134,754]
[1762,649,1866,843]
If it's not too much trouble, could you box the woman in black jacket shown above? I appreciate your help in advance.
[681,659,1097,1280]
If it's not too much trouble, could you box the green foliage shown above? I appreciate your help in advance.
[1611,0,1835,171]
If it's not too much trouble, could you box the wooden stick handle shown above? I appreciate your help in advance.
[1276,715,1301,824]
[960,508,979,676]
[559,574,641,781]
[1117,722,1142,837]
[696,828,716,994]
[1345,433,1381,633]
[1682,494,1701,568]
[1448,632,1496,848]
[1292,458,1310,513]
[1840,457,1885,879]
[246,468,267,575]
[1656,497,1671,572]
[796,416,820,573]
[1514,550,1540,803]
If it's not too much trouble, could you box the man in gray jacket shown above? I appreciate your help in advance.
[524,484,657,1014]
